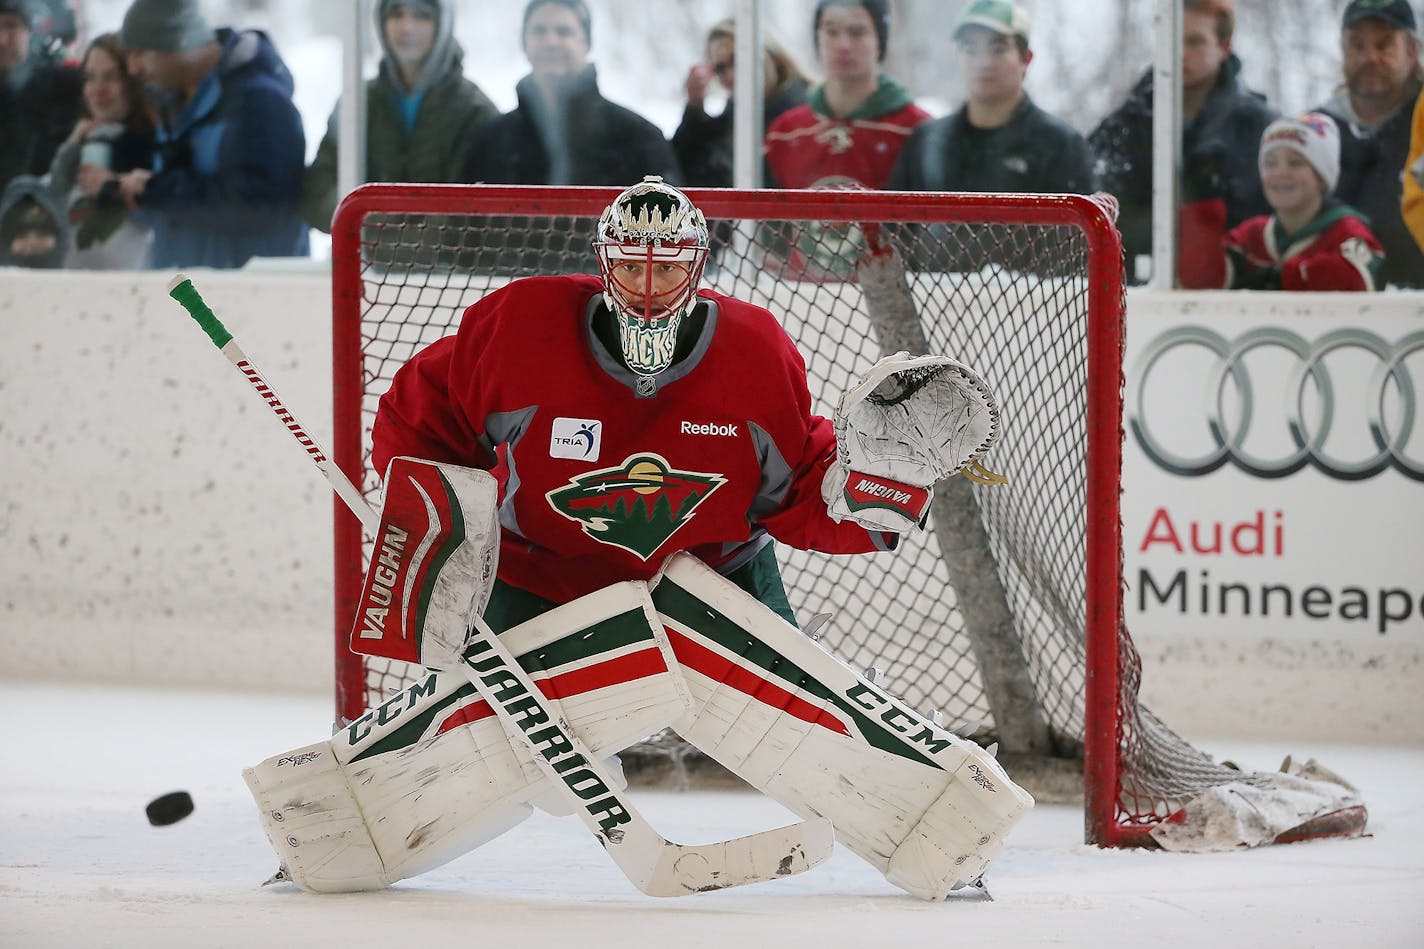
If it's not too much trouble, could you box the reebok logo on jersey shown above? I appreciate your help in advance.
[680,421,739,437]
[551,417,602,461]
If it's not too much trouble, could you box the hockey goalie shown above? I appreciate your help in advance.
[244,177,1032,899]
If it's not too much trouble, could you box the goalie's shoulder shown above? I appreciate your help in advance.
[699,289,798,352]
[459,274,602,334]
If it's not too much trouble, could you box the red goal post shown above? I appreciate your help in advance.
[330,182,1176,848]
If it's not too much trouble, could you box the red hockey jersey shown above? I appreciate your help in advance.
[372,274,895,604]
[1222,203,1385,291]
[764,89,929,191]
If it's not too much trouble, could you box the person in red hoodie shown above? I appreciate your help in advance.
[1222,112,1385,291]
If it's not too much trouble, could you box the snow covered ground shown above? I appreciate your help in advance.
[3,679,1421,949]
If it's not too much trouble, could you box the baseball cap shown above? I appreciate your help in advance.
[954,0,1032,44]
[1341,0,1418,32]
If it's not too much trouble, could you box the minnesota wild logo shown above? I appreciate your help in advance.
[545,452,726,560]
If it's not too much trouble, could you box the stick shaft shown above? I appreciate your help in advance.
[168,275,379,536]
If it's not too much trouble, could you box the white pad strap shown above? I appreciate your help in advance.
[652,553,1033,900]
[245,581,691,893]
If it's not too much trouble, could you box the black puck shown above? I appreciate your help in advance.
[146,790,194,826]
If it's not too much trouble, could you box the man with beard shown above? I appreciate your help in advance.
[1316,0,1423,288]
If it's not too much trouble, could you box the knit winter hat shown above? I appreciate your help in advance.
[120,0,214,53]
[955,0,1032,46]
[814,0,890,61]
[522,0,591,45]
[379,0,440,20]
[0,0,30,27]
[1258,112,1341,194]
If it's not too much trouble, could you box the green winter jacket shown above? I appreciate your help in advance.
[301,41,496,232]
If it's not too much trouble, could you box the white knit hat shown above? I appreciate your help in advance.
[1258,112,1341,195]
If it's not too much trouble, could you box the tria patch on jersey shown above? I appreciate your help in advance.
[544,452,725,560]
[549,417,603,461]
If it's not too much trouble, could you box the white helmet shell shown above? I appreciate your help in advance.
[593,176,710,376]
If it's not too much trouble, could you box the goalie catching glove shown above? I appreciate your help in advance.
[824,352,1005,533]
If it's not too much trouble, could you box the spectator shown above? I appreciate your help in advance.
[1316,0,1423,289]
[1088,0,1277,287]
[0,0,82,197]
[1,174,68,268]
[1405,85,1424,252]
[301,0,497,234]
[1223,113,1384,291]
[889,0,1095,195]
[47,32,156,269]
[764,0,928,192]
[462,0,679,187]
[117,0,308,269]
[671,17,810,190]
[762,0,927,280]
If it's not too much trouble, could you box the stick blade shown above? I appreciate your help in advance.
[632,817,835,897]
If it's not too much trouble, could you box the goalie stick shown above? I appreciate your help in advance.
[167,274,834,897]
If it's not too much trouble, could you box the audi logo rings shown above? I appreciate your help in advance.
[1131,326,1424,481]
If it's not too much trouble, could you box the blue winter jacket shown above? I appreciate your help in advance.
[139,29,308,269]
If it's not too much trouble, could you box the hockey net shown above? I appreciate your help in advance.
[329,184,1351,848]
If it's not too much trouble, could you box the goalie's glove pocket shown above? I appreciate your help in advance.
[826,352,1005,532]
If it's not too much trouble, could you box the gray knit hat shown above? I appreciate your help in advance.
[121,0,214,52]
[0,0,31,28]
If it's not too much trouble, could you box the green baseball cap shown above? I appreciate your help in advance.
[954,0,1032,44]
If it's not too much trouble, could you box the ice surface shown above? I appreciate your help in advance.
[3,680,1421,948]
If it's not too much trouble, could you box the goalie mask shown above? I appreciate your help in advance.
[594,176,710,376]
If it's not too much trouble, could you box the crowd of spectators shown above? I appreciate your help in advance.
[1,0,1421,292]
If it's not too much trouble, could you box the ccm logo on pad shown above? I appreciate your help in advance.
[681,421,740,437]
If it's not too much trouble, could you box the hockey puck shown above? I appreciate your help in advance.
[146,791,194,826]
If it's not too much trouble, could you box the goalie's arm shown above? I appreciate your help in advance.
[754,415,900,553]
[372,332,496,477]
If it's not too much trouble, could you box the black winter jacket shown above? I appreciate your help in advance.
[1317,77,1424,289]
[463,66,679,187]
[889,94,1097,196]
[1089,55,1277,275]
[0,51,82,196]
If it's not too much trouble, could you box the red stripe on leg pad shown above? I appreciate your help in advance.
[434,647,669,737]
[666,627,849,736]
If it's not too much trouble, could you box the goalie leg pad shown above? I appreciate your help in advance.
[651,553,1033,901]
[246,580,692,893]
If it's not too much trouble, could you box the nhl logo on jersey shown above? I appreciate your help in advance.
[545,452,726,560]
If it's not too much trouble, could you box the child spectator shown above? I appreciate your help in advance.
[1223,113,1384,291]
[47,32,156,268]
[1,174,68,268]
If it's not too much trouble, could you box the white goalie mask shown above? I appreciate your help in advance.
[593,176,710,376]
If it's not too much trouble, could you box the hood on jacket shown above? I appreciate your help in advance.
[375,0,458,96]
[0,174,69,269]
[215,28,295,97]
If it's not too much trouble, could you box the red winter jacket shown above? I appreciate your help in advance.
[1221,203,1385,291]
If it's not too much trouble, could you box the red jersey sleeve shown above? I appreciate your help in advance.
[1280,218,1385,291]
[371,306,495,479]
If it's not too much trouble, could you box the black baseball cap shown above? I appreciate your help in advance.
[1342,0,1418,32]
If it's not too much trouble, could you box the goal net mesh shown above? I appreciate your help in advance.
[331,185,1261,846]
